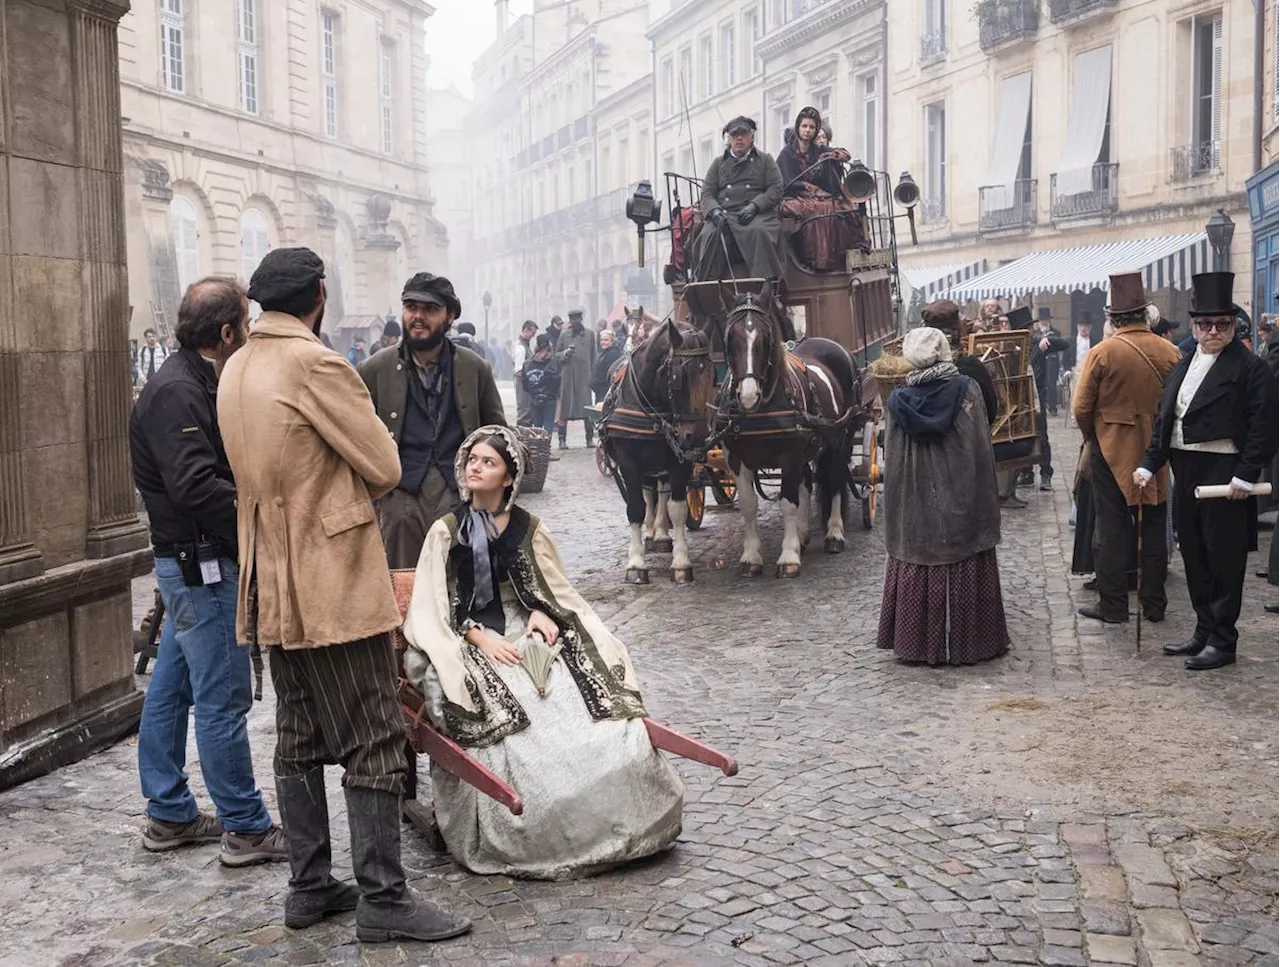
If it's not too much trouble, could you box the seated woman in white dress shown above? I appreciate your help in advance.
[401,425,684,881]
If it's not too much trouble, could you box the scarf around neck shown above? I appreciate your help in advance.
[458,506,501,611]
[888,363,966,439]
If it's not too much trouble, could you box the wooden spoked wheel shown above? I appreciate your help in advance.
[686,484,706,530]
[710,474,737,506]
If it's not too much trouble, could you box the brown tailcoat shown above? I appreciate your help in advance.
[1072,325,1182,505]
[218,312,402,648]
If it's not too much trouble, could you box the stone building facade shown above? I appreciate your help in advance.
[888,0,1260,319]
[118,0,448,354]
[2,0,153,786]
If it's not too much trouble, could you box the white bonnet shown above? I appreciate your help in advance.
[902,326,953,369]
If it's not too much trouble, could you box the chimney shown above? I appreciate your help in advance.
[495,0,510,35]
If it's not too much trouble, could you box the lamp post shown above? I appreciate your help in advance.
[1205,208,1236,272]
[482,290,492,345]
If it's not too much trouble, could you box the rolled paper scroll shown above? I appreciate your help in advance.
[1194,482,1274,499]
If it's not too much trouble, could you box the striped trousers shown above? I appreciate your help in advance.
[269,634,407,795]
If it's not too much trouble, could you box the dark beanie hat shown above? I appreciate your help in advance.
[382,319,402,339]
[247,248,325,308]
[401,272,462,318]
[535,333,552,351]
[456,322,477,336]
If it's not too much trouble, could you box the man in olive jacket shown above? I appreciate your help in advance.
[358,272,506,570]
[218,248,470,944]
[692,116,784,282]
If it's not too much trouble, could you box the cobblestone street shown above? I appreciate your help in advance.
[0,417,1275,967]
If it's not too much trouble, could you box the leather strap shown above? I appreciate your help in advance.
[1113,334,1163,382]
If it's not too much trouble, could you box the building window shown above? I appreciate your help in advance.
[379,39,394,155]
[860,72,878,168]
[700,136,714,169]
[1190,13,1222,170]
[744,7,761,76]
[321,11,339,139]
[922,0,948,62]
[773,102,792,149]
[720,22,736,89]
[698,33,714,100]
[618,137,629,184]
[159,0,185,93]
[680,146,694,177]
[241,208,272,282]
[678,45,693,108]
[924,101,947,220]
[237,0,258,114]
[661,56,675,118]
[769,0,791,30]
[814,88,832,119]
[169,195,200,295]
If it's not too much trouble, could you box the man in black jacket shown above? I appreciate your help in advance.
[130,277,287,864]
[1136,273,1279,670]
[1011,306,1068,490]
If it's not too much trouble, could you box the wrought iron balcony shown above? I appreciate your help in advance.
[921,196,947,225]
[1171,141,1221,181]
[920,29,947,66]
[1050,163,1119,220]
[1048,0,1118,25]
[979,179,1038,233]
[978,0,1040,51]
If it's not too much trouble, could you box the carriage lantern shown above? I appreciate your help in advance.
[893,172,920,245]
[625,181,663,268]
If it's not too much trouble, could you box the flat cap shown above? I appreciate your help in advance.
[401,272,462,318]
[247,248,325,308]
[723,116,757,135]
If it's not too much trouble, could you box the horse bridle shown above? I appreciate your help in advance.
[726,300,778,399]
[616,337,715,463]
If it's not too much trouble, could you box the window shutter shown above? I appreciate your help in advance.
[1210,15,1222,163]
[924,0,935,36]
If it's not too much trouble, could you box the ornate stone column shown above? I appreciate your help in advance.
[74,0,148,559]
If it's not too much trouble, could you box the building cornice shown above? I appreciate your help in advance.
[756,0,882,61]
[522,24,597,89]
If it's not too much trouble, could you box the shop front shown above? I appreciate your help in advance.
[1247,162,1279,322]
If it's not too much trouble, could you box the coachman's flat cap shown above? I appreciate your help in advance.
[723,116,756,135]
[402,272,462,318]
[247,248,325,306]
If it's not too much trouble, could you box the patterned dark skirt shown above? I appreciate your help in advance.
[877,549,1010,666]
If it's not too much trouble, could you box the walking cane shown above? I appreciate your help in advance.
[1135,482,1145,657]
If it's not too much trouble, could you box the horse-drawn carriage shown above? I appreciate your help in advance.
[595,161,920,582]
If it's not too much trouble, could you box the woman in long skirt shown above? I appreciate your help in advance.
[877,327,1011,666]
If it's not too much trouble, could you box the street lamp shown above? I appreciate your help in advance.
[1205,208,1235,271]
[482,290,492,345]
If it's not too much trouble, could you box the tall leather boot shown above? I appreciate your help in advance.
[344,786,471,943]
[584,420,594,448]
[557,426,568,450]
[276,770,359,929]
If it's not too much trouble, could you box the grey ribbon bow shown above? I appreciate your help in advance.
[461,508,501,611]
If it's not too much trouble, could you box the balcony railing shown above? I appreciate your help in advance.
[1050,163,1119,220]
[1171,141,1221,181]
[1048,0,1118,25]
[979,179,1038,232]
[978,0,1040,51]
[921,196,947,224]
[920,29,947,65]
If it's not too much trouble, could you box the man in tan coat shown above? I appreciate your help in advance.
[1073,272,1182,624]
[218,248,470,944]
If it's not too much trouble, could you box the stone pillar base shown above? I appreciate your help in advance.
[0,544,44,585]
[85,518,149,560]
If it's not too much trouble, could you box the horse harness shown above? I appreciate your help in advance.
[598,341,719,464]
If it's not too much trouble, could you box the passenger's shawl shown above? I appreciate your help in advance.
[401,506,647,747]
[883,376,1002,567]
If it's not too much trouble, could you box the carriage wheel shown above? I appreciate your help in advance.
[686,484,706,530]
[595,441,611,478]
[711,474,737,506]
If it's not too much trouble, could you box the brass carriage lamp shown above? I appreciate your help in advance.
[894,172,920,245]
[625,181,663,268]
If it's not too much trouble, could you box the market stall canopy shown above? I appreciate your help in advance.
[943,233,1211,301]
[334,314,388,331]
[900,259,988,301]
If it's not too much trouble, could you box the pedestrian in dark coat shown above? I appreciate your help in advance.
[1136,272,1279,671]
[555,309,596,448]
[1010,306,1068,489]
[590,329,624,403]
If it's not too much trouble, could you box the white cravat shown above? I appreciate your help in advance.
[1076,335,1089,366]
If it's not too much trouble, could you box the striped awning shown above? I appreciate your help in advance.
[899,259,988,301]
[944,233,1210,301]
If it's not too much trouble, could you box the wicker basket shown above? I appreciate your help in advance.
[518,427,551,494]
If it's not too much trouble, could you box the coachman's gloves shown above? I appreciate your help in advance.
[738,203,759,226]
[709,208,727,229]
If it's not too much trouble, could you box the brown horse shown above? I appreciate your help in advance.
[719,291,857,577]
[600,319,717,584]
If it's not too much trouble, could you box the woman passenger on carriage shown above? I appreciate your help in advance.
[776,107,866,272]
[400,426,684,880]
[877,328,1011,667]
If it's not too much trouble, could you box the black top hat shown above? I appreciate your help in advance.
[1037,307,1052,321]
[1006,306,1033,330]
[1188,272,1235,316]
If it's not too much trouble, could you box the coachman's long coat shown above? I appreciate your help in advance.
[555,324,596,421]
[694,147,784,280]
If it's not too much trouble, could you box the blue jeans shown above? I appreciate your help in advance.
[530,400,556,433]
[137,556,271,834]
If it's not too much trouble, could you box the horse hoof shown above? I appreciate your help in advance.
[625,568,650,585]
[776,563,802,579]
[671,568,695,585]
[739,562,764,577]
[652,538,674,553]
[823,537,846,554]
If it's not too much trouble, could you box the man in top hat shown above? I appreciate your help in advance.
[691,116,784,283]
[1035,307,1065,415]
[1073,273,1182,624]
[1010,305,1067,491]
[1136,272,1278,670]
[358,272,506,569]
[554,308,597,449]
